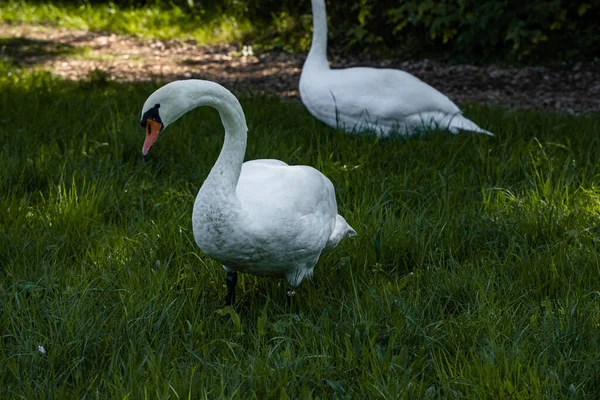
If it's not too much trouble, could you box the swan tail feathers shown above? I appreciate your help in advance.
[448,114,494,136]
[336,214,357,238]
[323,215,356,253]
[345,221,358,238]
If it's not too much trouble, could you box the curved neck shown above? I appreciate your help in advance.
[306,0,329,70]
[180,81,247,200]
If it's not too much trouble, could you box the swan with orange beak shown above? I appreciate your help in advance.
[137,80,357,305]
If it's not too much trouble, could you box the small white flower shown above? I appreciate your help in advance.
[38,345,46,355]
[242,45,254,57]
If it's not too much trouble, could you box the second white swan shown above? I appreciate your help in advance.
[299,0,494,138]
[140,79,357,304]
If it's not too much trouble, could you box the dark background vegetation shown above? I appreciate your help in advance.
[23,0,600,64]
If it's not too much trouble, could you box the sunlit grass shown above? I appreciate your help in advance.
[1,61,600,398]
[0,0,254,45]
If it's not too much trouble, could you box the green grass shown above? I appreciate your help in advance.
[1,59,600,398]
[0,1,253,45]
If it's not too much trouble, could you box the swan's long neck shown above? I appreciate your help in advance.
[306,0,330,70]
[178,81,247,201]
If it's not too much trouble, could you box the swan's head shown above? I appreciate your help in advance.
[139,81,195,155]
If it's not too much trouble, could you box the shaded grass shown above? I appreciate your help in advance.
[1,62,600,398]
[0,37,88,66]
[0,0,253,45]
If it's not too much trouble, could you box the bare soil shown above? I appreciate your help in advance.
[1,23,599,114]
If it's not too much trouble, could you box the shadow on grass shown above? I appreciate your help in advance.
[0,37,84,66]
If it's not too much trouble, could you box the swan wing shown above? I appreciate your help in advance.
[237,160,337,218]
[235,160,337,254]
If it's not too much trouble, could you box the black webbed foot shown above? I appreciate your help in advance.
[225,271,238,306]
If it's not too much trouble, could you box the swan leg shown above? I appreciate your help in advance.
[225,270,238,306]
[284,267,312,301]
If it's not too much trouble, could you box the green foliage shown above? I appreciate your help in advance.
[386,0,600,62]
[2,0,598,62]
[255,11,313,53]
[1,59,600,397]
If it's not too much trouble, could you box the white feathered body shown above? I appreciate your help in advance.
[193,159,355,287]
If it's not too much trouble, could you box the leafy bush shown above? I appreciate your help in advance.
[385,0,600,62]
[10,0,600,63]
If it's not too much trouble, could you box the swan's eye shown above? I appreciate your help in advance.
[141,104,162,130]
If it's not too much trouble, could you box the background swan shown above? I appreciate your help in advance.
[299,0,494,138]
[140,80,357,304]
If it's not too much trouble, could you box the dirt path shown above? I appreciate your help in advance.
[1,23,599,114]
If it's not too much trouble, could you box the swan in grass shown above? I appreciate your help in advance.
[140,80,357,305]
[299,0,494,138]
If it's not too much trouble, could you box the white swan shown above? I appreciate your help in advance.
[140,80,357,304]
[299,0,494,138]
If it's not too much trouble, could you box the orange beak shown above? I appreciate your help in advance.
[142,120,162,156]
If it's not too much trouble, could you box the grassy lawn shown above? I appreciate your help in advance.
[1,58,600,397]
[0,0,253,45]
